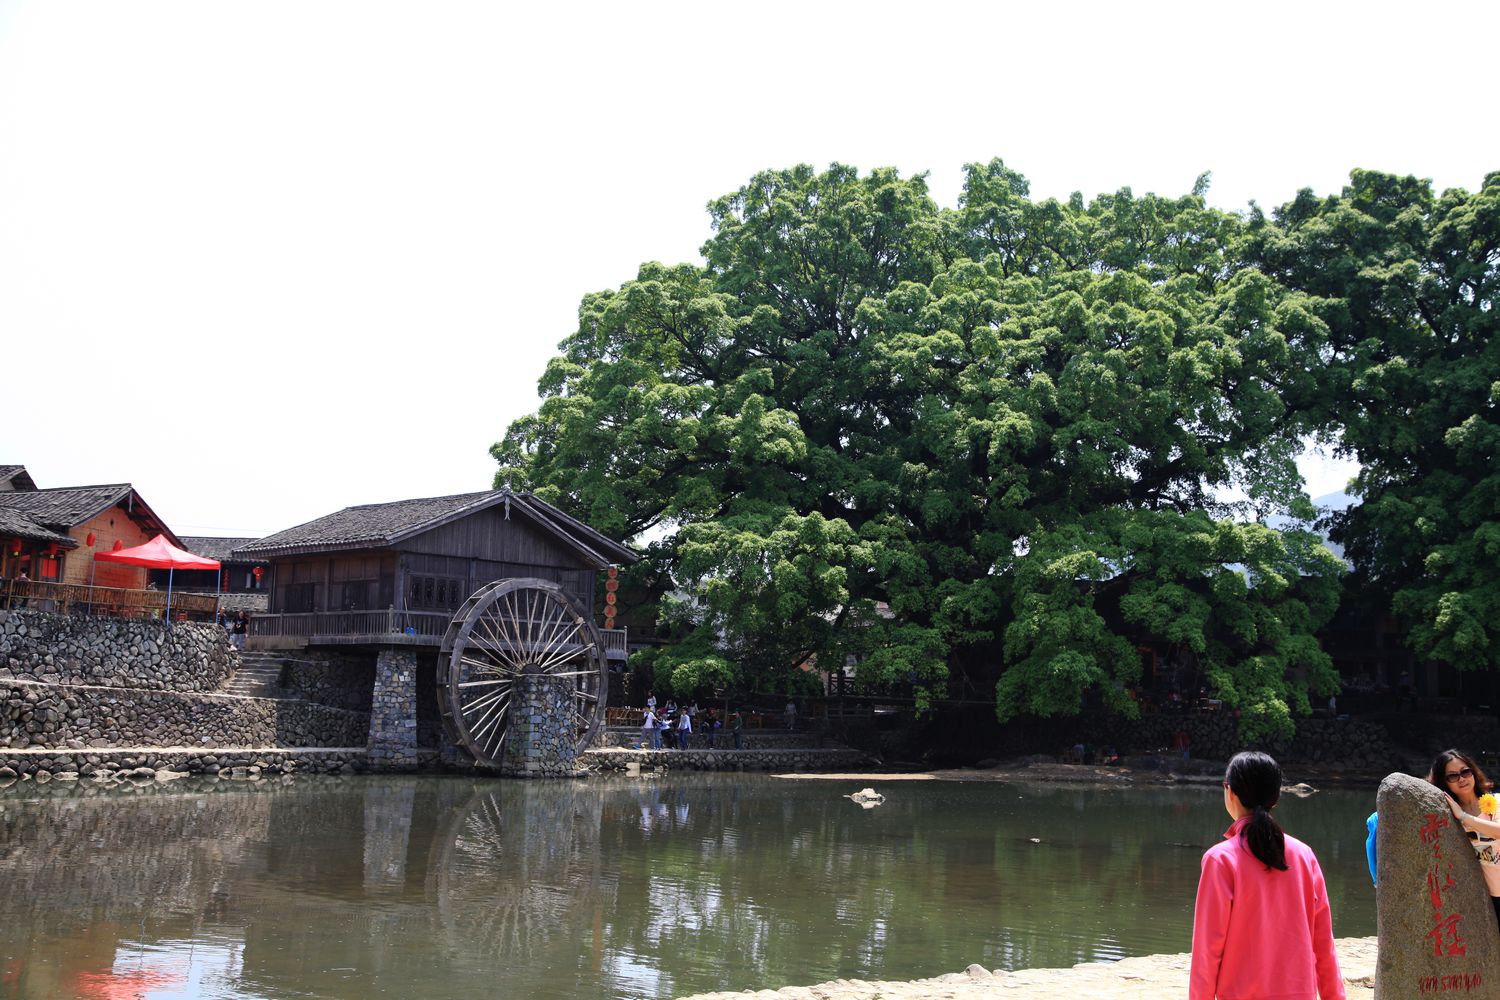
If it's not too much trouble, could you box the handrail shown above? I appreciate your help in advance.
[0,579,219,618]
[247,608,628,654]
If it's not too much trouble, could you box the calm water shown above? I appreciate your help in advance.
[0,773,1377,1000]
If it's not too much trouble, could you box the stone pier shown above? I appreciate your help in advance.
[499,669,580,778]
[367,649,419,770]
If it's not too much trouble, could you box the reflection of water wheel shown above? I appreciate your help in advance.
[425,781,609,962]
[436,578,608,768]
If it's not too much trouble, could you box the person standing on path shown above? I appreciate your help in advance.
[731,709,744,750]
[1189,751,1343,1000]
[677,709,692,750]
[642,707,661,750]
[784,699,796,731]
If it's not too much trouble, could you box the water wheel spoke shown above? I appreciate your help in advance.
[472,615,527,669]
[456,656,520,684]
[470,701,511,744]
[441,578,609,768]
[461,687,510,719]
[532,634,588,673]
[532,600,574,657]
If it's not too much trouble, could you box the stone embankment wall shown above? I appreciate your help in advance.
[0,679,370,750]
[880,701,1414,772]
[281,651,375,712]
[0,611,233,691]
[596,728,821,750]
[587,747,869,772]
[0,610,370,759]
[0,747,372,783]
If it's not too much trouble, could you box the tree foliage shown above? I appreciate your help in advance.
[1249,170,1500,670]
[494,160,1384,739]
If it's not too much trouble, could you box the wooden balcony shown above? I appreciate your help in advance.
[247,608,629,659]
[0,580,220,619]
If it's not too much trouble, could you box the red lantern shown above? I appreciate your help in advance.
[86,532,96,547]
[252,566,264,581]
[604,578,618,593]
[605,591,617,607]
[7,540,18,556]
[607,565,618,579]
[112,539,123,552]
[46,543,58,557]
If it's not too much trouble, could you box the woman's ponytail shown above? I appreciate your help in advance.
[1227,752,1288,872]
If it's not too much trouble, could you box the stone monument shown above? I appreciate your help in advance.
[1376,771,1500,997]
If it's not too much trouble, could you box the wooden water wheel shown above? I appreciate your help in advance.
[436,577,608,769]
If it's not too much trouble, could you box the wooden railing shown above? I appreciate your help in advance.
[247,608,628,658]
[0,580,220,619]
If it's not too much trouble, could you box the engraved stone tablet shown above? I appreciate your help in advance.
[1376,771,1500,997]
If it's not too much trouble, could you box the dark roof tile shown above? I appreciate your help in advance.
[179,536,269,563]
[237,489,638,566]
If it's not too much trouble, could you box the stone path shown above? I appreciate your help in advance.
[675,937,1377,1000]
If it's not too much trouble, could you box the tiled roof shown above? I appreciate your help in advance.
[0,466,38,492]
[237,489,638,566]
[0,484,133,530]
[0,508,75,546]
[0,484,181,547]
[180,536,268,563]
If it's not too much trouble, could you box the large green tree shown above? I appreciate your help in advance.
[495,161,1346,737]
[1251,170,1500,669]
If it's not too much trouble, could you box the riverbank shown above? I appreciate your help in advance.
[774,755,1398,790]
[674,936,1377,999]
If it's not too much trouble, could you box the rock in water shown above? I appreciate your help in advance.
[1376,771,1500,997]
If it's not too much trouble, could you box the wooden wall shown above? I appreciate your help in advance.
[264,505,607,615]
[59,508,156,590]
[399,506,592,569]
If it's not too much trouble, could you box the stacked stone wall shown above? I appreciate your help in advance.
[869,701,1414,771]
[0,747,376,781]
[0,679,369,750]
[1,611,232,691]
[501,673,581,778]
[586,747,869,772]
[282,652,375,712]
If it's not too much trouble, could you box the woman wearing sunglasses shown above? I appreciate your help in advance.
[1429,748,1500,922]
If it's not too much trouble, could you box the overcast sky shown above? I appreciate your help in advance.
[1,1,1493,539]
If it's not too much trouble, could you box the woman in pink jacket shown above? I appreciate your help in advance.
[1190,751,1344,1000]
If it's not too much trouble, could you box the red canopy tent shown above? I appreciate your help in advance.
[94,534,221,623]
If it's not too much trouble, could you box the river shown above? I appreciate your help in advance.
[0,772,1378,999]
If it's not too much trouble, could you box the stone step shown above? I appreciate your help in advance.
[220,657,289,699]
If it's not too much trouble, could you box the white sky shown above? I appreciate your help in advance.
[0,1,1492,538]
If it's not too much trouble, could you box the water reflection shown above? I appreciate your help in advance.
[0,775,1378,999]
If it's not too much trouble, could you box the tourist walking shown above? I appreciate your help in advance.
[676,708,691,750]
[1189,751,1343,1000]
[642,707,662,750]
[731,709,744,750]
[231,610,249,650]
[784,699,796,731]
[1430,748,1500,922]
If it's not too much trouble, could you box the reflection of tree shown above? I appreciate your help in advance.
[0,774,1379,999]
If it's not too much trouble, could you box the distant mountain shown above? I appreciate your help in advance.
[1261,490,1355,561]
[1311,490,1355,512]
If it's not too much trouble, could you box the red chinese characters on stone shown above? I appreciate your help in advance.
[1420,812,1468,957]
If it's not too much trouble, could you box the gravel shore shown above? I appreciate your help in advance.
[675,936,1377,999]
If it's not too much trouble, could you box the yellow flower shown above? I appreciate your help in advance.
[1479,793,1498,816]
